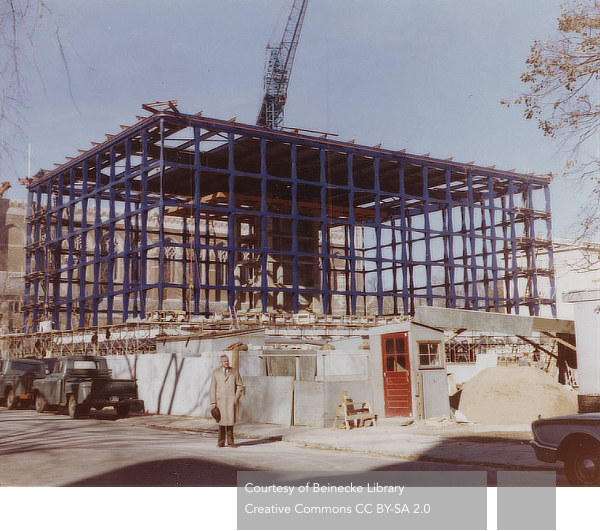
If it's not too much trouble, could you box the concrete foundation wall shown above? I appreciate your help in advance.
[106,350,263,417]
[106,332,373,426]
[106,348,370,427]
[107,353,215,416]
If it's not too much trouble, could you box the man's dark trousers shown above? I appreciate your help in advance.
[218,426,235,447]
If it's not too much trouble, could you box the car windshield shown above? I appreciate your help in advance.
[11,362,43,373]
[43,359,56,373]
[72,360,100,370]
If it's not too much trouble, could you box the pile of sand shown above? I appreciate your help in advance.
[458,366,578,425]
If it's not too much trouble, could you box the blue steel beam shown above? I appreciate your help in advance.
[24,111,556,328]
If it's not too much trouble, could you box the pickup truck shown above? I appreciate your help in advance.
[0,358,47,409]
[32,356,139,419]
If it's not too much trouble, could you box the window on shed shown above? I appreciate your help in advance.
[418,341,442,368]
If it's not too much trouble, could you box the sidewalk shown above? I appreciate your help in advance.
[122,414,557,471]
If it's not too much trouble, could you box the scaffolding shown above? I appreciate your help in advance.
[23,106,556,331]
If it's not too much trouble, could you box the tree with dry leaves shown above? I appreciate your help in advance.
[0,0,71,182]
[504,0,600,243]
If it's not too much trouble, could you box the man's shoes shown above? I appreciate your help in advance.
[226,443,236,448]
[217,442,225,447]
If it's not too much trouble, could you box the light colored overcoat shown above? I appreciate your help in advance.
[210,367,244,426]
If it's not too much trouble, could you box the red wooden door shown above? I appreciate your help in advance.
[381,332,412,417]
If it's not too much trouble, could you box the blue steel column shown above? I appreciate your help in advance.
[260,138,269,312]
[526,184,540,315]
[79,161,88,328]
[480,207,490,310]
[158,118,166,311]
[66,169,76,328]
[107,148,117,324]
[399,161,409,315]
[52,173,63,328]
[227,132,236,310]
[390,216,399,314]
[507,178,520,314]
[140,130,149,319]
[544,184,557,317]
[132,213,140,317]
[374,158,384,315]
[203,217,211,313]
[192,126,202,315]
[422,166,433,306]
[24,189,33,331]
[487,176,500,312]
[34,186,43,327]
[444,170,456,308]
[92,155,102,326]
[291,144,299,313]
[406,215,415,315]
[347,153,357,314]
[44,182,52,320]
[466,172,479,310]
[123,140,132,322]
[182,217,188,312]
[460,206,469,309]
[319,149,330,314]
[500,196,511,313]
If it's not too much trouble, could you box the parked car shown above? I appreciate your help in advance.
[0,358,47,409]
[531,413,600,486]
[32,356,139,419]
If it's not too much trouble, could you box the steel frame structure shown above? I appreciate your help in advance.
[24,109,556,331]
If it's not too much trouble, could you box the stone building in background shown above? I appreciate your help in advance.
[0,198,26,332]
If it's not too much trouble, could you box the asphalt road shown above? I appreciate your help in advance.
[0,409,566,487]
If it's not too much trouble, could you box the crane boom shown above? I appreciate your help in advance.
[257,0,309,129]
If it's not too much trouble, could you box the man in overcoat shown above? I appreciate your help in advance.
[210,354,245,447]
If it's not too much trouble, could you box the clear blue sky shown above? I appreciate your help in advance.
[6,0,588,238]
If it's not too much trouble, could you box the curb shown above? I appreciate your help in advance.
[285,438,556,472]
[135,421,555,472]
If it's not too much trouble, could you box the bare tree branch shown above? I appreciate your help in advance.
[0,0,74,180]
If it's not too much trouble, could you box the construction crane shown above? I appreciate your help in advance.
[257,0,309,129]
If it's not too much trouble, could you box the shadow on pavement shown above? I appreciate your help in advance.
[235,436,283,447]
[64,458,255,486]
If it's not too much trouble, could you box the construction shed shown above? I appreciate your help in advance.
[23,108,556,331]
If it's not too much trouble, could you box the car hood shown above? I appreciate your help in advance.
[534,413,600,424]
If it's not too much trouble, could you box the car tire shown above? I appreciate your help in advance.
[35,394,47,413]
[6,389,17,410]
[565,441,600,486]
[115,404,130,418]
[68,395,82,419]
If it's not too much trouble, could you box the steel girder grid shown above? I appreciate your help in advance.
[24,111,556,332]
